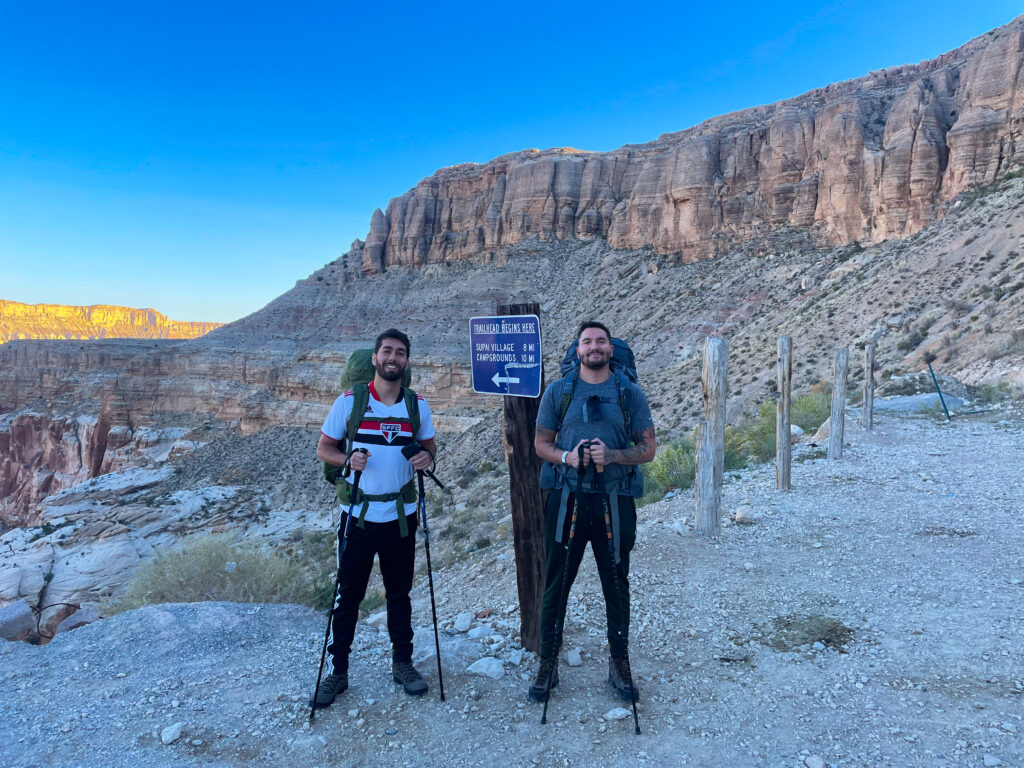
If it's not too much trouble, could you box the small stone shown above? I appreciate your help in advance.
[365,612,388,629]
[804,757,825,768]
[983,755,1002,767]
[467,625,491,639]
[734,506,756,524]
[191,739,203,746]
[348,709,359,718]
[604,708,631,721]
[385,727,398,735]
[506,648,524,666]
[161,722,185,745]
[465,657,505,679]
[454,613,474,633]
[566,649,583,667]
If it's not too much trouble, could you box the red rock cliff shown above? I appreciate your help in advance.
[349,17,1024,273]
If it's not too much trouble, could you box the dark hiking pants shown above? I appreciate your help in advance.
[326,512,418,675]
[539,490,637,659]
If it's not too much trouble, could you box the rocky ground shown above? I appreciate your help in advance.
[3,406,1022,768]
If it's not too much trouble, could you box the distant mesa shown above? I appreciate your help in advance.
[0,299,222,344]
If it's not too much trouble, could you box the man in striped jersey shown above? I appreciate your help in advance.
[314,329,437,707]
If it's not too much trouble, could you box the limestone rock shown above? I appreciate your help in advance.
[465,657,505,680]
[160,722,184,745]
[0,600,35,642]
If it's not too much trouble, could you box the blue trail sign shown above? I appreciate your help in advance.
[469,314,542,398]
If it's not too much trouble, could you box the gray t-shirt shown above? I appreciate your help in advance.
[537,373,653,497]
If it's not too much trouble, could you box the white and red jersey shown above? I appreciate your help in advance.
[321,381,435,523]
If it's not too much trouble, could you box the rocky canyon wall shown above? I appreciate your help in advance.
[0,300,222,344]
[349,18,1024,273]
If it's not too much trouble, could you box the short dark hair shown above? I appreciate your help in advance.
[375,329,411,355]
[577,320,610,342]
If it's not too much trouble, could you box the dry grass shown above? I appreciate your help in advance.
[112,534,322,613]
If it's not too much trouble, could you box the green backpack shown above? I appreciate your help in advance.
[322,348,421,536]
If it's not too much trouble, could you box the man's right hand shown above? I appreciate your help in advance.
[568,439,591,469]
[349,450,370,472]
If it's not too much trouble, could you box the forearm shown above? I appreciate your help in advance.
[316,437,347,467]
[534,427,563,464]
[606,426,657,466]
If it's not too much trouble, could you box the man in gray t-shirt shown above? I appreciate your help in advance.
[530,320,657,705]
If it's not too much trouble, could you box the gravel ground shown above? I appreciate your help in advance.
[2,409,1023,768]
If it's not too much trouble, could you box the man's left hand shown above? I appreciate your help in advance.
[409,449,433,471]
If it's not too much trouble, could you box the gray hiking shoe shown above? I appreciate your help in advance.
[392,661,428,696]
[608,656,639,702]
[528,657,559,702]
[311,671,348,709]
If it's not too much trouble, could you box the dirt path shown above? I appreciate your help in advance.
[2,409,1022,768]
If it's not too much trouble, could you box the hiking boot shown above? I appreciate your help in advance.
[608,656,639,702]
[310,671,348,709]
[528,657,559,702]
[392,661,428,696]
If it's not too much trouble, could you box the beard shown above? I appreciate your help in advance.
[375,360,406,382]
[580,350,611,370]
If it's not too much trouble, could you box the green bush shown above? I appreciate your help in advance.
[640,436,697,504]
[113,534,327,613]
[792,388,832,432]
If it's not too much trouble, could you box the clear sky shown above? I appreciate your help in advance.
[1,2,1020,323]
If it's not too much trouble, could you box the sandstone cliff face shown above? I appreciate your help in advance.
[349,18,1024,273]
[0,299,222,344]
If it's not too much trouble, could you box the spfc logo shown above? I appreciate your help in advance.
[380,423,403,443]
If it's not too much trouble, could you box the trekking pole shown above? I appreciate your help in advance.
[597,463,641,735]
[541,442,586,725]
[310,448,367,721]
[417,469,446,701]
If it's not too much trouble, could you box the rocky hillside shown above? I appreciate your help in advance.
[346,17,1024,272]
[0,300,221,344]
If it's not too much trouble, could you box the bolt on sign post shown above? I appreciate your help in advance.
[776,337,792,491]
[470,305,545,652]
[695,336,728,538]
[828,347,849,460]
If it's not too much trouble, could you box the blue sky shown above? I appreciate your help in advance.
[1,2,1020,323]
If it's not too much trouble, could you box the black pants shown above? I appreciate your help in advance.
[539,490,637,659]
[326,512,418,675]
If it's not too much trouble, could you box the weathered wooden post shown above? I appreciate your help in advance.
[695,336,728,538]
[861,343,875,430]
[498,302,546,653]
[776,336,792,491]
[828,347,849,460]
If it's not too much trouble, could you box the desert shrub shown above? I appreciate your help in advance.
[792,387,832,432]
[113,534,324,613]
[639,436,698,504]
[975,382,1011,404]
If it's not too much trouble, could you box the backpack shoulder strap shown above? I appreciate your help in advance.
[555,374,577,434]
[616,372,634,442]
[402,387,421,438]
[345,384,370,455]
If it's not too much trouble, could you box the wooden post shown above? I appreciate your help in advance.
[695,336,728,538]
[499,302,546,653]
[828,347,849,460]
[861,343,875,430]
[776,336,792,491]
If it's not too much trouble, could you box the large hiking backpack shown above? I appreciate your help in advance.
[321,348,419,487]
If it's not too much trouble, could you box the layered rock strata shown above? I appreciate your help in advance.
[0,299,221,344]
[349,17,1024,273]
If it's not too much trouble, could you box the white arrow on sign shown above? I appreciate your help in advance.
[492,372,521,387]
